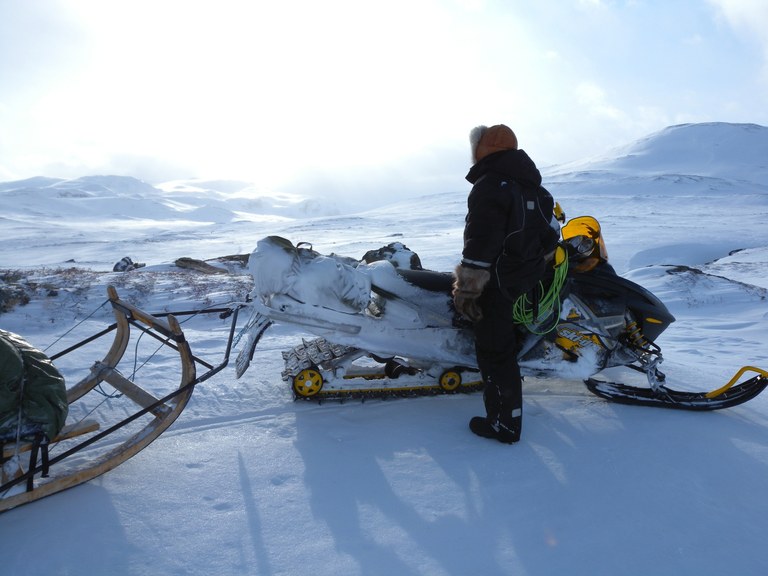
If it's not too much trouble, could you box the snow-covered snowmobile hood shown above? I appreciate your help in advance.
[248,236,371,313]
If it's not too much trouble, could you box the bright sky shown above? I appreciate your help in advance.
[1,0,766,200]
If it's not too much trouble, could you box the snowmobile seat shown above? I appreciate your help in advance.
[395,269,455,294]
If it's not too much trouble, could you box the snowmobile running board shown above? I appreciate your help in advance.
[0,286,243,514]
[586,366,768,411]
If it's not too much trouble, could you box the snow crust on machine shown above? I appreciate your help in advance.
[248,235,371,313]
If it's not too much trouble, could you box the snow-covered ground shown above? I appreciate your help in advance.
[1,122,768,575]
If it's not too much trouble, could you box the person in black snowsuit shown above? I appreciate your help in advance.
[453,124,559,443]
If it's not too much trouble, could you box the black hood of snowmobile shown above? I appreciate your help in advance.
[569,266,675,343]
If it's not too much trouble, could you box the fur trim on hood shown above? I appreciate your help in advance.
[470,124,518,163]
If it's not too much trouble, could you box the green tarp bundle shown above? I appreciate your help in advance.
[0,329,68,441]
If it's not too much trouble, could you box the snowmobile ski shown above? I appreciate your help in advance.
[586,366,768,411]
[234,310,273,378]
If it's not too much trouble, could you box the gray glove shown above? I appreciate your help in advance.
[452,264,491,322]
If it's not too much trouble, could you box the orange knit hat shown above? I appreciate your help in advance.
[471,124,518,162]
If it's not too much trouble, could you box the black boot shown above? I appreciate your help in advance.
[469,416,520,444]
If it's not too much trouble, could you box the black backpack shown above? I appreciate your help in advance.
[495,184,560,299]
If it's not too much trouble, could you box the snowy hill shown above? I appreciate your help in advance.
[541,122,768,273]
[547,122,768,181]
[0,175,342,238]
[1,122,768,576]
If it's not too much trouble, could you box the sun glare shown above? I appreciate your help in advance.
[53,0,494,183]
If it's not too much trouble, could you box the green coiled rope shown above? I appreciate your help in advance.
[512,250,569,334]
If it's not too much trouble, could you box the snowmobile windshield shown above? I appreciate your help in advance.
[561,216,609,272]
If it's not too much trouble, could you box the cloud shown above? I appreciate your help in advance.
[708,0,768,78]
[0,1,486,185]
[1,0,767,195]
[575,82,625,121]
[709,0,768,33]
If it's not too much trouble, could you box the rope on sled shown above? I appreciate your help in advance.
[43,299,111,353]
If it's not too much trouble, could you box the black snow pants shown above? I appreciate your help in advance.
[474,279,523,438]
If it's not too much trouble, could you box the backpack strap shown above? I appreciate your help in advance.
[26,432,50,491]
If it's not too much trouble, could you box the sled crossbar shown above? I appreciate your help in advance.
[93,363,170,416]
[2,420,101,458]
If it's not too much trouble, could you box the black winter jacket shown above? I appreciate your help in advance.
[462,149,559,298]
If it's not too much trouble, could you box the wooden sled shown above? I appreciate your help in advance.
[1,286,241,513]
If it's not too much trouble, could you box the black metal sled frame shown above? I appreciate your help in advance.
[0,286,242,513]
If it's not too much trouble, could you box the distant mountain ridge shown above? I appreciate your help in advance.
[1,122,766,206]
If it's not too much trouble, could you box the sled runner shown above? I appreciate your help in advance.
[236,219,768,410]
[1,286,242,513]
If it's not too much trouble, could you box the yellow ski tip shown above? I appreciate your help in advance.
[706,366,768,399]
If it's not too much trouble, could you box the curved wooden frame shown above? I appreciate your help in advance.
[1,286,197,513]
